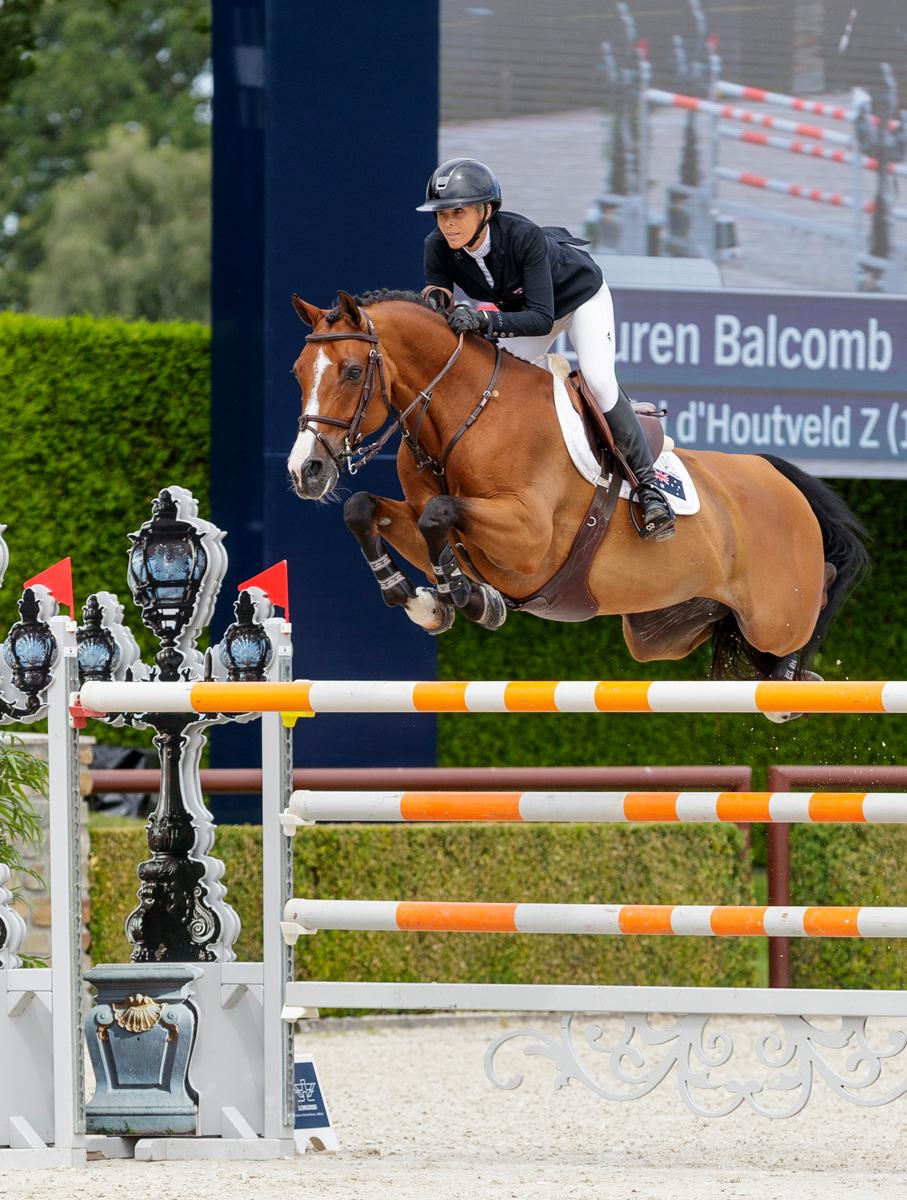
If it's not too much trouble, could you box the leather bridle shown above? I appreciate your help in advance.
[298,317,390,475]
[299,313,504,480]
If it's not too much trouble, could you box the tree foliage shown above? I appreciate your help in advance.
[0,736,47,890]
[0,0,211,310]
[0,0,44,105]
[29,127,210,322]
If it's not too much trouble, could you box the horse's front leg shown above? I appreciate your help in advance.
[343,492,455,634]
[417,495,507,630]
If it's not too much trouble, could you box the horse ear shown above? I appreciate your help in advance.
[291,294,324,327]
[337,290,366,331]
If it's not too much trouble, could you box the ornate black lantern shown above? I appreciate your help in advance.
[128,490,208,680]
[77,594,120,683]
[219,591,273,682]
[3,588,57,713]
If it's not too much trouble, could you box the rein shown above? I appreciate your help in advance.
[300,314,503,479]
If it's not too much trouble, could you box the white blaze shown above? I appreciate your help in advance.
[288,348,330,476]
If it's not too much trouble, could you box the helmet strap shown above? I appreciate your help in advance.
[465,203,493,250]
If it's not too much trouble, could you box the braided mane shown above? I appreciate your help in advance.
[325,289,433,324]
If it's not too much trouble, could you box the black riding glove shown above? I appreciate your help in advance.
[446,306,491,337]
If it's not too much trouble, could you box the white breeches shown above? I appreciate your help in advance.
[505,282,620,412]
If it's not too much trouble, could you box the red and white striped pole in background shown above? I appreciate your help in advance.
[717,125,907,179]
[713,166,907,221]
[715,79,899,131]
[645,88,853,146]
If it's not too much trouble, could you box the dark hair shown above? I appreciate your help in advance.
[325,289,432,324]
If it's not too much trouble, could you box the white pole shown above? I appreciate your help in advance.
[705,44,721,258]
[646,88,853,146]
[637,58,650,255]
[47,617,85,1154]
[852,104,864,287]
[260,618,294,1144]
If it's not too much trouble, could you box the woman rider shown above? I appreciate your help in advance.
[419,158,675,541]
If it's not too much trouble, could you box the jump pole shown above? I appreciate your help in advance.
[281,900,907,940]
[76,678,907,716]
[717,124,907,179]
[645,88,853,146]
[713,166,907,219]
[715,79,899,130]
[283,789,907,826]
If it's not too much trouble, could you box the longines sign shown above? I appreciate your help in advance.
[610,287,907,477]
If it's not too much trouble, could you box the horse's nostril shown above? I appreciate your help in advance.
[303,459,324,481]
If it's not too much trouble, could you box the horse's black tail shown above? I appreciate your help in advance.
[710,455,870,680]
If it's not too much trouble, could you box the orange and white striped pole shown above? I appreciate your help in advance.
[713,166,880,214]
[280,899,907,943]
[714,79,899,130]
[76,678,907,716]
[716,125,907,179]
[645,88,853,146]
[282,789,907,828]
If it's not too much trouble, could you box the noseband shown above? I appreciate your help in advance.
[299,313,503,479]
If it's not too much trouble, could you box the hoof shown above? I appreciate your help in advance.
[417,587,456,636]
[763,669,823,723]
[476,585,507,630]
[764,710,801,725]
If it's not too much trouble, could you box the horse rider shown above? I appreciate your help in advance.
[418,158,675,541]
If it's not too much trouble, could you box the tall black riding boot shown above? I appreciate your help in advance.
[605,391,676,541]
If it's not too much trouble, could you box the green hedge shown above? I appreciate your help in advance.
[90,823,756,988]
[0,314,209,642]
[790,825,907,989]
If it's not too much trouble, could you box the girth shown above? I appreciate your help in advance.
[455,466,623,623]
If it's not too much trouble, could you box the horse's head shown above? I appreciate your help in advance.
[287,290,392,500]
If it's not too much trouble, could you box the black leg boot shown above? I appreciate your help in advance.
[604,391,676,541]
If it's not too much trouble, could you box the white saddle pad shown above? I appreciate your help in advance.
[550,369,700,517]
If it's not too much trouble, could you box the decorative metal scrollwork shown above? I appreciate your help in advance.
[485,1012,907,1119]
[0,862,26,969]
[112,487,273,962]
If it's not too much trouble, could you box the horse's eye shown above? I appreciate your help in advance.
[345,365,363,381]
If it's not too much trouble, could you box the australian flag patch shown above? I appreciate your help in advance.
[654,467,686,501]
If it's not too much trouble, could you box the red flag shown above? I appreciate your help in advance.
[237,560,290,620]
[23,557,74,615]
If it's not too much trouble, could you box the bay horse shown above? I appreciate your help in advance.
[287,289,867,697]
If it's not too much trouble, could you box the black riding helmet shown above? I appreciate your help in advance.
[416,158,503,212]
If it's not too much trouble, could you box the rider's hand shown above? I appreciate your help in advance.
[446,305,491,336]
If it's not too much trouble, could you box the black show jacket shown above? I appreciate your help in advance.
[424,210,603,339]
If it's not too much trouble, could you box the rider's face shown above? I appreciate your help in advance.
[436,203,487,249]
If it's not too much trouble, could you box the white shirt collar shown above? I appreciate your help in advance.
[465,228,492,260]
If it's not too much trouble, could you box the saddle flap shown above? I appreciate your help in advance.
[564,370,665,470]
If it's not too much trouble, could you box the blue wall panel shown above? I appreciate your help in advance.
[212,1,440,817]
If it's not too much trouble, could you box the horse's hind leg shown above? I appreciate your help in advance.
[759,589,833,721]
[417,495,507,630]
[343,492,455,634]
